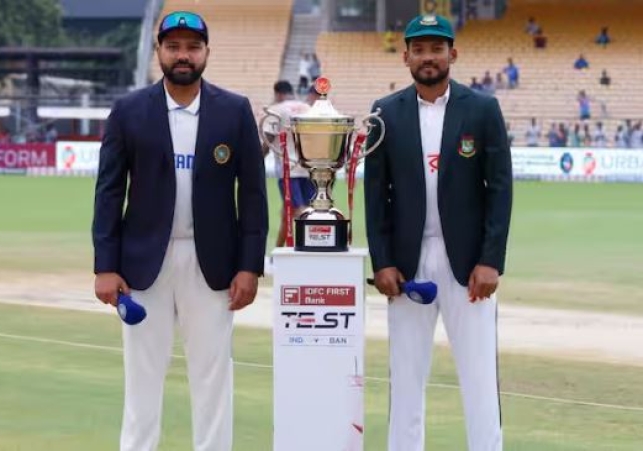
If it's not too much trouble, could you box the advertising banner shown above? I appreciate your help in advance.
[56,141,101,171]
[272,249,367,451]
[512,147,643,182]
[0,143,55,171]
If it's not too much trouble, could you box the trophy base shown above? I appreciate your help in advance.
[294,218,349,252]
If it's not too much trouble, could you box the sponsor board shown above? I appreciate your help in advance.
[281,285,355,306]
[512,147,643,182]
[272,255,366,450]
[0,144,55,169]
[56,141,101,171]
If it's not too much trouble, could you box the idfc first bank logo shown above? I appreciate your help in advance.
[281,286,356,306]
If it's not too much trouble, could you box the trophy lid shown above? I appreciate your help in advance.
[294,77,353,122]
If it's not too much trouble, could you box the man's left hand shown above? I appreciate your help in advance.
[229,271,259,311]
[468,265,499,302]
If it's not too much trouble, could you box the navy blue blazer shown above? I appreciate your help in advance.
[92,80,269,291]
[364,81,513,286]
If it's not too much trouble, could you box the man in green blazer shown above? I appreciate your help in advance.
[364,13,512,451]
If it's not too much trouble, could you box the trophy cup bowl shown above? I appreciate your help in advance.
[259,77,385,251]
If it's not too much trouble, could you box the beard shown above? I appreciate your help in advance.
[161,60,205,86]
[411,64,450,87]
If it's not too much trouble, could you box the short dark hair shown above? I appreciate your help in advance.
[273,80,294,95]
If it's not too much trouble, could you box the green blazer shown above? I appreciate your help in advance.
[364,80,513,286]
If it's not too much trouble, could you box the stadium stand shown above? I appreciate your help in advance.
[315,0,643,145]
[150,0,293,114]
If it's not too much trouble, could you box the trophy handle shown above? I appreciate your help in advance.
[355,108,386,159]
[259,107,285,157]
[259,107,300,166]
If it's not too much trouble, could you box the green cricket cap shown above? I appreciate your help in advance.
[404,14,455,42]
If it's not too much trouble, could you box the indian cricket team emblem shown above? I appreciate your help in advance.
[420,14,438,26]
[458,136,476,158]
[213,144,231,164]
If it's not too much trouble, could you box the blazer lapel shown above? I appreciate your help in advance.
[398,85,426,192]
[149,81,174,165]
[439,80,468,185]
[193,81,221,178]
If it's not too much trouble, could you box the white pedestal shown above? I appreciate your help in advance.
[272,247,368,451]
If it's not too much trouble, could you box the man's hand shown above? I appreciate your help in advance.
[468,265,499,302]
[229,271,259,311]
[374,267,405,298]
[95,272,130,306]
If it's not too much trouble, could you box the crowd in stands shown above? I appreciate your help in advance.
[469,59,517,94]
[0,121,60,144]
[515,117,643,148]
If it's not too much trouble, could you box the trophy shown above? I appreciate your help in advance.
[260,77,385,251]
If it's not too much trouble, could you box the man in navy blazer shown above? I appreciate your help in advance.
[92,11,268,451]
[364,14,512,451]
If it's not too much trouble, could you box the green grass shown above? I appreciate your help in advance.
[1,177,642,315]
[0,303,641,450]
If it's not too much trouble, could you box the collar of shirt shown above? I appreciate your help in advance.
[165,86,201,115]
[417,84,451,107]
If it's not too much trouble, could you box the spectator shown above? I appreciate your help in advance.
[306,84,321,106]
[614,125,628,148]
[469,77,483,91]
[262,80,315,249]
[595,26,610,46]
[568,123,582,147]
[525,117,541,147]
[547,123,559,147]
[624,119,633,145]
[308,53,321,83]
[525,17,540,36]
[557,123,568,147]
[581,123,592,146]
[506,122,514,147]
[599,69,611,87]
[592,121,608,147]
[573,54,589,70]
[630,122,643,148]
[481,70,495,94]
[503,58,519,88]
[297,53,311,95]
[495,72,506,90]
[0,122,10,144]
[43,123,58,143]
[577,90,591,120]
[533,28,547,49]
[383,26,397,53]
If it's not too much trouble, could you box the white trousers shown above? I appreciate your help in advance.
[120,238,234,451]
[388,236,502,451]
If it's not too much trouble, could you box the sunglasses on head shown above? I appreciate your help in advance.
[159,11,206,33]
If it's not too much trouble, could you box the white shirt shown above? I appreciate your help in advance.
[264,99,311,178]
[525,124,541,146]
[166,87,200,238]
[418,85,450,240]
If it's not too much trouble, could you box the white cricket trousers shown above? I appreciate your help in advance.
[120,238,234,451]
[388,236,502,451]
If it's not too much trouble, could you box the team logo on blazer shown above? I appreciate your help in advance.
[458,136,476,158]
[213,144,231,164]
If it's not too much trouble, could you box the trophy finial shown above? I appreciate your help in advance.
[314,76,331,97]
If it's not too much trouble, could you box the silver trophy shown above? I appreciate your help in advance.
[260,77,385,251]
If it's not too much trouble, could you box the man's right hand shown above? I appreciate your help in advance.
[374,267,405,298]
[95,272,130,306]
